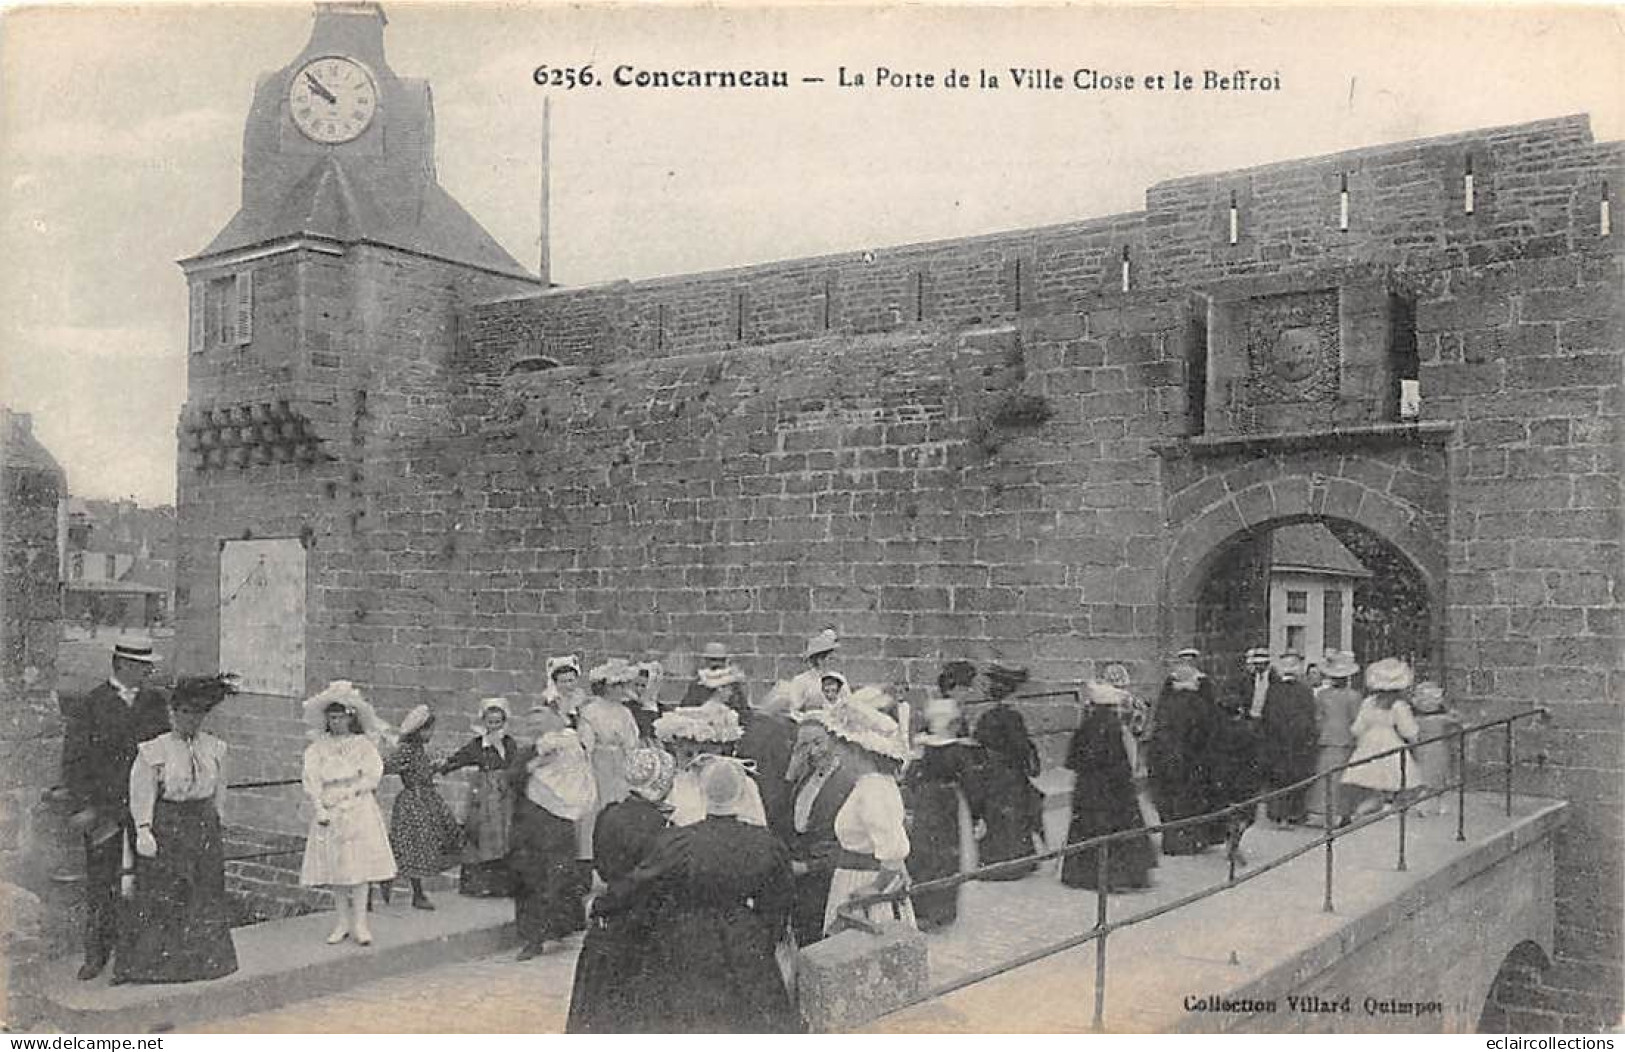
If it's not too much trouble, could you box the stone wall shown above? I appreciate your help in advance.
[176,115,1622,1027]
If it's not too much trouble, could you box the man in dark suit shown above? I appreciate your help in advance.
[784,716,858,947]
[61,639,171,980]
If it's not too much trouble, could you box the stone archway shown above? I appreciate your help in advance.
[1161,468,1448,677]
[1476,940,1555,1033]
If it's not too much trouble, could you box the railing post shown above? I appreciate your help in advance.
[1226,811,1239,883]
[1504,721,1514,816]
[1093,840,1110,1031]
[1396,747,1408,872]
[1323,773,1335,913]
[1456,727,1467,843]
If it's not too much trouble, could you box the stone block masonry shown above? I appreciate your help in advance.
[178,114,1622,1029]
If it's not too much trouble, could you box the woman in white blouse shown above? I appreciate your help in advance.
[117,674,241,984]
[817,694,916,935]
[299,681,397,946]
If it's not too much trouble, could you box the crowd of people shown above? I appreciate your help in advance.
[59,630,1461,1032]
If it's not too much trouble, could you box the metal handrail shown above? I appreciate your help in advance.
[835,702,1551,1028]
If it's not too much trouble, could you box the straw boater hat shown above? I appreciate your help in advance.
[589,658,639,686]
[701,642,730,661]
[803,629,839,660]
[113,639,158,665]
[1174,647,1201,662]
[302,680,385,737]
[653,699,743,744]
[546,654,582,679]
[817,698,910,763]
[1364,657,1414,693]
[624,747,677,802]
[170,674,238,713]
[1245,647,1272,666]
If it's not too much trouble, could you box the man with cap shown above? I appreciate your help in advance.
[1244,646,1273,719]
[60,638,172,980]
[788,628,845,714]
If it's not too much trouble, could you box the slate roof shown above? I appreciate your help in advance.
[1270,523,1371,577]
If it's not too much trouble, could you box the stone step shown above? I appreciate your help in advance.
[27,894,516,1033]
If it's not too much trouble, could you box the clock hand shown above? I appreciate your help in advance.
[303,72,337,105]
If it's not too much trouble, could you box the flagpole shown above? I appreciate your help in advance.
[539,95,551,285]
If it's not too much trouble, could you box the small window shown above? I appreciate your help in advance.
[70,553,84,580]
[104,554,117,578]
[1286,625,1306,654]
[1324,590,1344,650]
[1286,590,1308,614]
[209,277,233,345]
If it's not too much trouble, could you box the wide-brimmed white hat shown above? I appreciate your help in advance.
[820,698,909,763]
[1322,651,1360,679]
[1364,657,1414,693]
[546,654,582,680]
[589,658,639,686]
[624,747,677,802]
[302,680,384,737]
[803,629,839,659]
[697,665,743,690]
[1174,647,1201,661]
[1087,681,1127,709]
[653,700,743,744]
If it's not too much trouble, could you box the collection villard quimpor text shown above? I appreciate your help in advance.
[533,63,1281,93]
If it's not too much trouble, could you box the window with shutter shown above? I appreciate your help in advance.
[234,271,254,346]
[189,283,206,353]
[209,277,232,345]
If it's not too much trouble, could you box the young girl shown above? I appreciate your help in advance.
[1340,658,1421,822]
[380,705,460,910]
[299,681,396,947]
[1409,682,1463,817]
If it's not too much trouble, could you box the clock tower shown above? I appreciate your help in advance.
[173,2,540,694]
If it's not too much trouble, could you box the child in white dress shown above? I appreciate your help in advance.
[1340,658,1420,823]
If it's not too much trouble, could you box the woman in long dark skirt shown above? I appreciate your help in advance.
[968,663,1043,880]
[599,757,801,1033]
[510,707,597,959]
[1060,684,1156,891]
[1259,654,1319,825]
[566,748,676,1034]
[1148,650,1219,856]
[117,675,240,984]
[440,698,518,897]
[1203,688,1264,861]
[904,662,986,929]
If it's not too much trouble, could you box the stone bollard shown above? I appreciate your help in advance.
[0,879,48,1030]
[796,921,929,1033]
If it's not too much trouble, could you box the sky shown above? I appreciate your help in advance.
[1,1,1621,506]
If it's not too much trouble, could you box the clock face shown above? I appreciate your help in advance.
[288,56,378,144]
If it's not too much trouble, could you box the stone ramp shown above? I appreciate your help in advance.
[867,793,1566,1033]
[31,894,515,1033]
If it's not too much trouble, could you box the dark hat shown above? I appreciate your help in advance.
[170,674,238,713]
